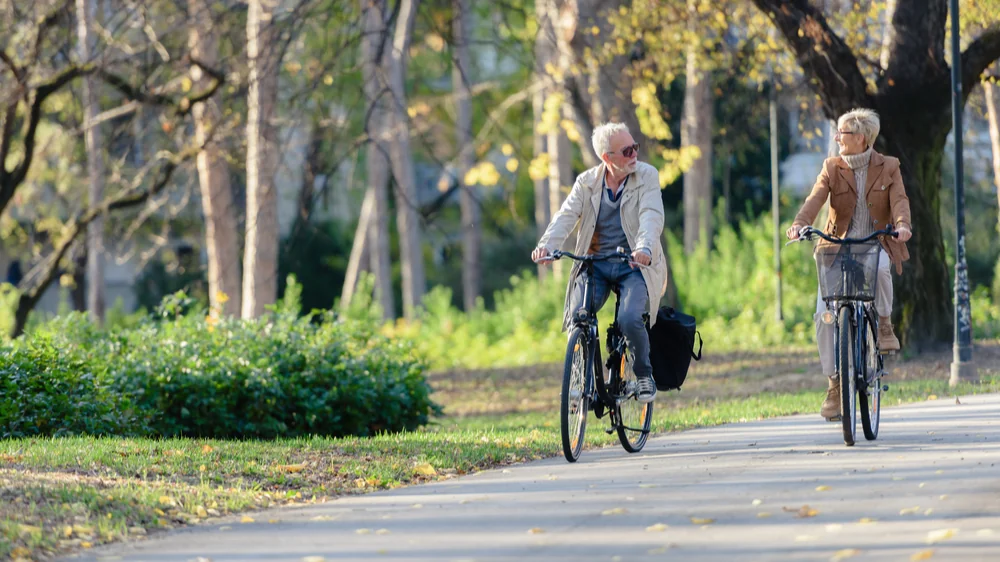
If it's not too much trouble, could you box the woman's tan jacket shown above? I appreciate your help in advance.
[791,151,912,274]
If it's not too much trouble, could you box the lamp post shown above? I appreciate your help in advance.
[948,0,976,386]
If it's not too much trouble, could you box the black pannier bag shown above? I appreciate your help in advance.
[646,306,703,391]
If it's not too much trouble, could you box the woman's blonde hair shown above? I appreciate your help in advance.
[837,108,880,148]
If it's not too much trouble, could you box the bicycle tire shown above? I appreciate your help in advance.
[561,328,590,462]
[838,306,857,446]
[859,311,881,440]
[615,346,652,453]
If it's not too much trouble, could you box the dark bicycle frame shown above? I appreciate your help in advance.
[790,225,898,443]
[551,249,648,434]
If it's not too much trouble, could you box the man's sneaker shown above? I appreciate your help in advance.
[636,376,657,403]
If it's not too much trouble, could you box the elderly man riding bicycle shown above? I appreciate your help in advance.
[786,108,913,421]
[532,122,667,404]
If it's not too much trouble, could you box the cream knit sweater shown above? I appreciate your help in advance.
[842,148,875,239]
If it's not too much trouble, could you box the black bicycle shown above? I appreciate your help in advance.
[788,225,898,446]
[544,248,654,462]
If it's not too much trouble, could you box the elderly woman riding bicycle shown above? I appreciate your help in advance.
[786,108,912,421]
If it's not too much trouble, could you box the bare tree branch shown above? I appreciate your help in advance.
[750,0,873,119]
[97,67,224,115]
[11,145,198,338]
[962,25,1000,102]
[1,64,95,215]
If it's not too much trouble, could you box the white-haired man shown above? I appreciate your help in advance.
[532,122,668,403]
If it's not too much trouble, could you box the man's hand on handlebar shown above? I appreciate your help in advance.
[531,247,553,265]
[630,250,651,269]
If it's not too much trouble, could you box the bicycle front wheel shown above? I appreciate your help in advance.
[561,328,590,462]
[859,311,882,440]
[615,347,652,453]
[838,307,857,446]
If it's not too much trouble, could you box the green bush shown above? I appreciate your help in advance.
[1,280,439,439]
[0,323,142,437]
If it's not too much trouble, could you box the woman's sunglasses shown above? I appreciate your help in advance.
[610,143,639,158]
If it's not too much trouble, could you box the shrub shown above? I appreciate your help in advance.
[1,280,438,439]
[0,325,141,438]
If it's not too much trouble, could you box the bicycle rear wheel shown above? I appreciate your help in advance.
[859,311,882,440]
[615,347,652,453]
[561,328,590,462]
[838,307,857,446]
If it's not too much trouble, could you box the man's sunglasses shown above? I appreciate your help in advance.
[609,143,639,158]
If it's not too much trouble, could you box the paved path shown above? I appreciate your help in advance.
[67,394,1000,562]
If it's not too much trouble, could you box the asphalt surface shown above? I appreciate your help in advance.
[65,393,1000,562]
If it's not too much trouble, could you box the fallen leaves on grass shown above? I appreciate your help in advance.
[413,463,437,476]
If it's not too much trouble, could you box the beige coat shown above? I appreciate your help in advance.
[538,161,668,331]
[792,151,912,274]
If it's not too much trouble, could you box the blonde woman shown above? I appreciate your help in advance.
[786,108,912,421]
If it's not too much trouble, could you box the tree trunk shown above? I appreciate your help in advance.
[986,76,1000,219]
[747,0,1000,348]
[77,0,105,324]
[360,0,395,320]
[242,0,280,319]
[532,79,550,282]
[386,0,425,319]
[985,70,1000,297]
[190,0,242,317]
[341,189,373,307]
[681,46,713,254]
[453,0,480,312]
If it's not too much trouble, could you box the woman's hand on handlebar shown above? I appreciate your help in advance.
[895,224,912,243]
[786,224,810,241]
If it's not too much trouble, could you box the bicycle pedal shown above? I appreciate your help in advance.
[824,415,842,422]
[604,427,615,435]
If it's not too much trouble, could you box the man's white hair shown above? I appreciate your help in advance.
[837,108,880,148]
[591,122,630,158]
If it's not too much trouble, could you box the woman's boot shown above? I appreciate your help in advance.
[821,375,841,421]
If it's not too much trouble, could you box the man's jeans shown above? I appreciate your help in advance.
[568,260,653,380]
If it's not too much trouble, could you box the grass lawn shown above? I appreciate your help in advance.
[2,341,999,560]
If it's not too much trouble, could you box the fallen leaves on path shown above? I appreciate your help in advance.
[690,517,714,524]
[910,550,935,561]
[240,516,255,523]
[602,507,627,515]
[815,485,831,491]
[830,549,861,561]
[925,528,958,544]
[899,506,922,515]
[783,505,819,518]
[646,523,668,532]
[527,527,545,534]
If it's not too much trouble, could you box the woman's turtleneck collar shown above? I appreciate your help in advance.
[842,147,873,170]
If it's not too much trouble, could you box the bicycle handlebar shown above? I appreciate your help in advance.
[786,225,899,247]
[550,249,633,263]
